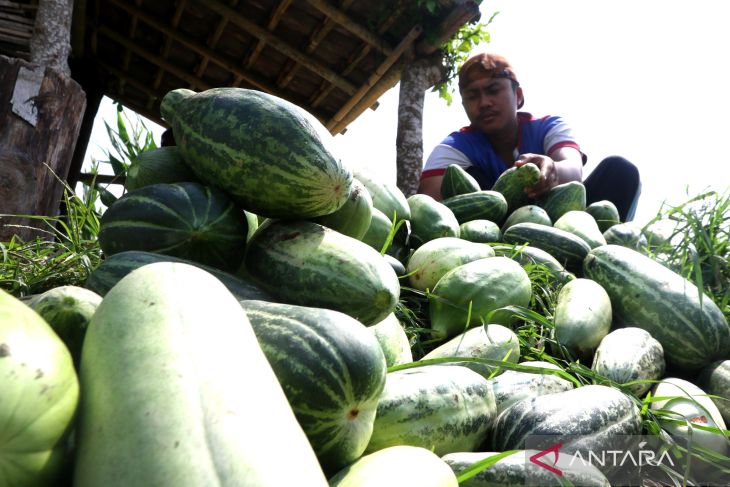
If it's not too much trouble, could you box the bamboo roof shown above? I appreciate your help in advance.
[0,0,481,134]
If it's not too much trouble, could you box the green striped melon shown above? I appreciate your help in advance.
[239,300,386,475]
[491,244,573,284]
[366,365,497,456]
[553,210,607,249]
[429,256,532,339]
[361,207,393,252]
[441,190,508,224]
[27,285,102,368]
[311,177,372,240]
[490,385,642,452]
[98,182,249,273]
[125,146,199,191]
[421,324,520,378]
[0,290,79,487]
[330,445,458,487]
[650,377,728,466]
[442,450,610,487]
[586,200,620,232]
[591,327,665,397]
[352,167,410,222]
[491,162,540,212]
[85,250,272,301]
[406,237,495,291]
[243,220,400,325]
[583,245,730,370]
[407,194,460,247]
[502,222,591,272]
[553,278,612,359]
[501,204,551,232]
[368,313,413,367]
[459,219,501,243]
[441,164,480,199]
[489,361,574,415]
[73,262,328,486]
[160,87,352,219]
[538,180,586,221]
[697,360,730,424]
[602,222,647,250]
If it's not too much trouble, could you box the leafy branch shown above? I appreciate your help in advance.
[433,11,498,105]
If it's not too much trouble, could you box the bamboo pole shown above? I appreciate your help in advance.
[327,24,422,134]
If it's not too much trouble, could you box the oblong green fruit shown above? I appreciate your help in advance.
[366,365,497,456]
[502,221,591,273]
[407,194,460,247]
[490,360,574,415]
[441,164,480,199]
[360,207,392,252]
[353,167,410,222]
[0,290,79,487]
[441,190,508,225]
[491,243,573,284]
[501,204,551,232]
[330,445,458,487]
[27,285,101,367]
[538,180,586,221]
[243,220,400,325]
[84,250,272,301]
[406,237,494,291]
[161,87,352,219]
[553,278,612,359]
[650,378,728,462]
[98,182,249,273]
[125,146,199,191]
[586,200,620,232]
[697,360,730,425]
[442,450,610,487]
[459,219,501,243]
[421,324,520,378]
[583,245,730,370]
[368,313,413,367]
[602,222,647,250]
[240,300,386,475]
[429,256,532,339]
[491,385,642,452]
[311,177,372,240]
[591,327,665,397]
[554,210,607,249]
[491,162,540,212]
[73,262,328,487]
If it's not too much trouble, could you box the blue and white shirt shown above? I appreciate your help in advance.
[422,112,583,188]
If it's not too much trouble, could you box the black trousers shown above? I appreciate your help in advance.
[584,156,641,222]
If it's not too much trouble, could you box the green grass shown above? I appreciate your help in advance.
[642,189,730,321]
[1,102,157,299]
[0,181,102,297]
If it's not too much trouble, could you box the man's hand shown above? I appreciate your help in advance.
[514,153,557,199]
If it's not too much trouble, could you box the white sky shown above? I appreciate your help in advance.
[84,0,730,225]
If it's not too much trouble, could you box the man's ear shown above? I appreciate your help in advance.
[516,86,525,109]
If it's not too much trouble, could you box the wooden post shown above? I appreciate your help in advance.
[0,54,86,241]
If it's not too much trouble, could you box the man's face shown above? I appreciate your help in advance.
[460,77,523,134]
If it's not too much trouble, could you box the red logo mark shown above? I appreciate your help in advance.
[529,442,563,476]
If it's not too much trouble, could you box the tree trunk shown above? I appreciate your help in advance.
[30,0,74,77]
[395,54,445,197]
[0,0,86,242]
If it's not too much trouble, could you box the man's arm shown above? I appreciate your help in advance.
[515,146,583,199]
[417,174,443,200]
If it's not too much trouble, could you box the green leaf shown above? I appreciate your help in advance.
[455,450,521,483]
[97,185,118,207]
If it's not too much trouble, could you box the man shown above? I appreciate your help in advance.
[418,52,640,221]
